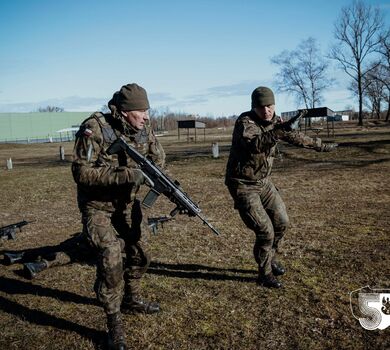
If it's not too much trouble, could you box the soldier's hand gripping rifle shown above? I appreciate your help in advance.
[0,220,34,240]
[107,136,220,235]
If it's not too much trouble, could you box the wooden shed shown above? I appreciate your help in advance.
[302,107,335,137]
[177,120,206,142]
[282,107,336,137]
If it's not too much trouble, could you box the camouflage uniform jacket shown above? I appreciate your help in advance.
[225,110,321,185]
[72,112,165,211]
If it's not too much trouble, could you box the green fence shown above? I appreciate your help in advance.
[0,112,91,143]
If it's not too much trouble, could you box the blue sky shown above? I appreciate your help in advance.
[0,0,389,116]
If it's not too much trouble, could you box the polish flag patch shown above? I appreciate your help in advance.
[84,128,93,137]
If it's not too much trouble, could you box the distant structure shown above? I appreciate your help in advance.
[281,107,339,137]
[56,126,80,142]
[0,112,89,143]
[177,120,206,142]
[281,107,334,122]
[334,109,353,120]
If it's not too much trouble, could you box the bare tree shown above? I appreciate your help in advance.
[364,63,388,119]
[330,0,384,126]
[271,37,334,111]
[374,29,390,121]
[37,105,64,112]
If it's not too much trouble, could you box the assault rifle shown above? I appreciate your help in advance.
[147,216,174,235]
[107,136,220,235]
[0,220,34,240]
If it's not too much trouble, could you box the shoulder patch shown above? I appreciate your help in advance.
[75,113,102,138]
[75,125,93,138]
[83,128,93,137]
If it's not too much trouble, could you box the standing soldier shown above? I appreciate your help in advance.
[72,83,165,350]
[225,86,337,289]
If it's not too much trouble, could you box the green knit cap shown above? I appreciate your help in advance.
[251,86,275,108]
[111,83,150,111]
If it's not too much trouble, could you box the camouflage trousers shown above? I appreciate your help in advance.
[81,199,150,315]
[227,178,289,275]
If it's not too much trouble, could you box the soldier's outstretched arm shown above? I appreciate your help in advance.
[278,130,338,152]
[272,110,338,152]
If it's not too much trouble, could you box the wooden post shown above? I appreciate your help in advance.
[59,146,65,161]
[212,142,219,158]
[6,158,13,170]
[327,118,330,137]
[332,119,335,137]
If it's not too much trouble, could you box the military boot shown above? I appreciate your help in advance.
[3,252,25,265]
[121,278,160,314]
[23,260,48,279]
[107,312,127,350]
[122,295,160,314]
[257,267,283,289]
[271,261,286,276]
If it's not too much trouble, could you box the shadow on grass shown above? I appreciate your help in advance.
[0,294,106,349]
[148,261,257,282]
[0,276,97,306]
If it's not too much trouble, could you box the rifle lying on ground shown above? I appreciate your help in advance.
[0,220,34,240]
[147,216,174,235]
[107,136,220,235]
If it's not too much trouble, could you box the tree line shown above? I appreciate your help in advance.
[38,1,389,127]
[272,0,389,125]
[148,110,238,132]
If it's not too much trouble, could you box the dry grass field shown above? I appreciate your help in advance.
[0,121,389,349]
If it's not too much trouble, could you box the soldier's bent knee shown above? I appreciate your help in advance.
[273,209,289,233]
[101,243,124,289]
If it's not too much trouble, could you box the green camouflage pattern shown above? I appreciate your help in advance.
[72,112,165,211]
[225,111,322,185]
[72,112,165,314]
[226,110,325,276]
[228,180,288,275]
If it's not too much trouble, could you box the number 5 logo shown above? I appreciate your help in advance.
[350,286,390,330]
